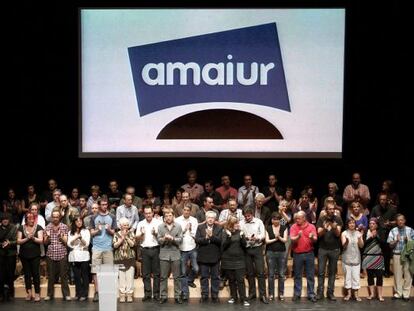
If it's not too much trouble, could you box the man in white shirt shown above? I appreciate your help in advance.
[240,208,268,304]
[136,206,162,302]
[176,205,199,301]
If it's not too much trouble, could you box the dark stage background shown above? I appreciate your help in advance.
[2,1,412,221]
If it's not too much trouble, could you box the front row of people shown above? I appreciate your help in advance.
[1,199,413,304]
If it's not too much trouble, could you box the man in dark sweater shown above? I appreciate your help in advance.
[316,202,343,301]
[195,210,222,303]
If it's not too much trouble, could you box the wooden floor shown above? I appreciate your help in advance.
[13,258,414,298]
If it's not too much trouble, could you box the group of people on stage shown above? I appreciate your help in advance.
[0,170,413,305]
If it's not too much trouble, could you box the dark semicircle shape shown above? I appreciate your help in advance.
[157,109,283,139]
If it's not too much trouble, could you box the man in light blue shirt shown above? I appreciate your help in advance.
[387,213,414,301]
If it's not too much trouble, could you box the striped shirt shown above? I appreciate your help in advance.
[362,230,384,270]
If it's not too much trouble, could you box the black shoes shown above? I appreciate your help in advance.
[308,296,317,303]
[292,295,300,302]
[142,296,152,302]
[316,293,324,300]
[212,297,219,303]
[247,294,257,300]
[175,298,183,304]
[261,296,269,304]
[327,294,337,301]
[159,298,168,304]
[200,296,209,303]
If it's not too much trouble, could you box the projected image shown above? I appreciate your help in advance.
[80,9,345,157]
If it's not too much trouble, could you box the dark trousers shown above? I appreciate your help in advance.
[317,248,340,296]
[382,243,392,275]
[367,269,383,286]
[199,262,220,298]
[141,247,160,298]
[47,256,70,297]
[0,255,16,298]
[20,256,41,293]
[245,246,266,297]
[225,268,246,301]
[72,261,90,298]
[293,251,315,298]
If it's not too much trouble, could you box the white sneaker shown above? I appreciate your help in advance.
[228,298,235,304]
[243,300,250,306]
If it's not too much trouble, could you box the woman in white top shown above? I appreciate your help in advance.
[68,216,91,301]
[341,218,364,301]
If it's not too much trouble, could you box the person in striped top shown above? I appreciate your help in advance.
[362,218,385,301]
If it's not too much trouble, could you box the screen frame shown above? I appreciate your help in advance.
[78,6,346,159]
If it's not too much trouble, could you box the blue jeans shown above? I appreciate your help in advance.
[180,249,199,297]
[293,252,315,298]
[199,262,220,298]
[266,250,286,296]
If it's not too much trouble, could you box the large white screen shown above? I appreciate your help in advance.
[80,9,345,157]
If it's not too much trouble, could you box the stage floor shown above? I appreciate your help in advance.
[1,298,413,311]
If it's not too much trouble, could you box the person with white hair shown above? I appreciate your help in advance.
[195,210,222,303]
[113,217,136,303]
[253,193,271,226]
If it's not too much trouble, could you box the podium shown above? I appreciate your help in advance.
[95,264,123,311]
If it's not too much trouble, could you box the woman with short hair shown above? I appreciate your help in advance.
[113,217,136,302]
[341,218,364,301]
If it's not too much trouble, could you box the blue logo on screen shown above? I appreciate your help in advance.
[128,23,290,116]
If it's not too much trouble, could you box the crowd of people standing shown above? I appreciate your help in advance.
[0,170,413,305]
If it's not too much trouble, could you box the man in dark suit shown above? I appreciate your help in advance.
[195,210,222,303]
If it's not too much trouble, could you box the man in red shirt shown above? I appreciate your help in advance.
[290,211,317,302]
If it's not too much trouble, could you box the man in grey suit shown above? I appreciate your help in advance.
[157,207,183,304]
